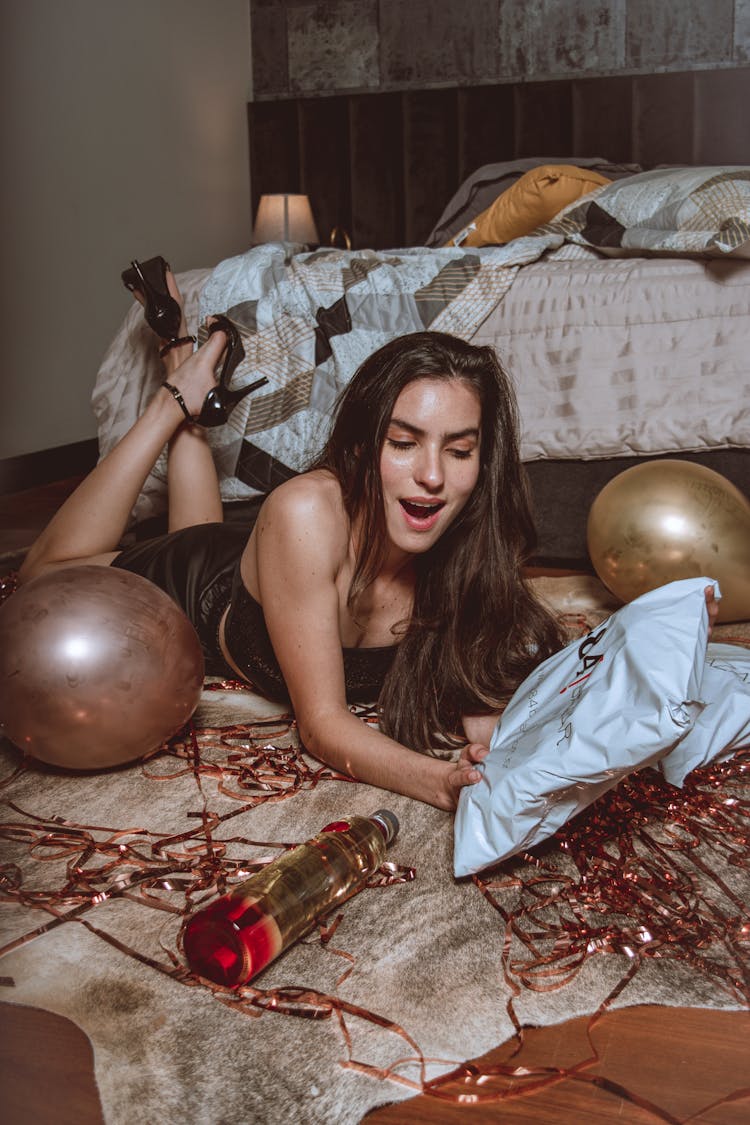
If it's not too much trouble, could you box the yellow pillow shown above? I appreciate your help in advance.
[448,164,612,247]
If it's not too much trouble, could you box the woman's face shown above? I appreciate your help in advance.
[379,376,481,562]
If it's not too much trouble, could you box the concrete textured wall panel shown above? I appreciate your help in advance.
[736,0,750,60]
[519,0,627,78]
[626,0,734,69]
[496,0,532,78]
[251,0,748,99]
[287,1,379,93]
[379,0,501,85]
[251,0,289,97]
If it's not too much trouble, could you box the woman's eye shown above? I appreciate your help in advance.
[387,438,415,450]
[449,448,474,460]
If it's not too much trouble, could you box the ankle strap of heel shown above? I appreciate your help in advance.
[159,334,196,359]
[162,380,195,422]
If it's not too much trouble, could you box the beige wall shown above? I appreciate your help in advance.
[1,0,253,460]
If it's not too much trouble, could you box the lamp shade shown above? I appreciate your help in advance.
[252,193,319,244]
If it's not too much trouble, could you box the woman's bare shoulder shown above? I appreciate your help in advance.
[257,471,349,553]
[261,469,343,517]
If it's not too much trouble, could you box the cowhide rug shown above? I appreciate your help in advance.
[1,578,748,1125]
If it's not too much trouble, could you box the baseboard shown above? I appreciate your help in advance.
[0,439,99,495]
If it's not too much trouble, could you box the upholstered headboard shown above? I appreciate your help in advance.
[248,67,750,250]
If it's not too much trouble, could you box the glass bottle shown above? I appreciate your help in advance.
[182,809,399,987]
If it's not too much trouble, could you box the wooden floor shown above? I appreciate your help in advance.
[1,1001,748,1125]
[1,481,749,1124]
[0,475,83,565]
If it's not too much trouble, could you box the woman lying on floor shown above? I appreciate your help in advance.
[19,266,717,808]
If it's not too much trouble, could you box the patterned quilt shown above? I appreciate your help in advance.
[93,238,562,526]
[198,240,584,491]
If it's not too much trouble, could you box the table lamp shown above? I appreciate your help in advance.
[252,193,319,245]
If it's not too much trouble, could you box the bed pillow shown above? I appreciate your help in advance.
[448,164,611,247]
[553,166,750,258]
[425,157,640,247]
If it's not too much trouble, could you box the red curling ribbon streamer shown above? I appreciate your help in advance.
[435,749,750,1116]
[0,666,749,1118]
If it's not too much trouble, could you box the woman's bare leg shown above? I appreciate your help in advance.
[18,327,229,583]
[156,273,223,532]
[166,424,223,531]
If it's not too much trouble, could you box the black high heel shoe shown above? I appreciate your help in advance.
[121,255,183,343]
[197,315,268,426]
[162,314,268,428]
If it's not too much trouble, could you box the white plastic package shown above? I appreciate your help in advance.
[454,577,716,877]
[658,642,750,787]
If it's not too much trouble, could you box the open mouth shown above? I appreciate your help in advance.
[399,499,446,528]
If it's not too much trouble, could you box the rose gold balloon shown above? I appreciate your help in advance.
[587,460,750,623]
[0,565,204,768]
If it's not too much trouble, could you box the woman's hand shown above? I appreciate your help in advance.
[705,584,719,641]
[440,742,489,811]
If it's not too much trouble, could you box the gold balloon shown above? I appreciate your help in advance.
[587,460,750,624]
[0,565,204,769]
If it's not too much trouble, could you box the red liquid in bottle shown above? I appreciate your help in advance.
[183,810,398,987]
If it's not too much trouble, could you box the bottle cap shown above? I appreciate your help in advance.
[371,808,399,845]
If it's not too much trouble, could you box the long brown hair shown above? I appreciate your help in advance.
[312,331,564,752]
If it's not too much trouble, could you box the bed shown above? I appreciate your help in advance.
[93,157,750,563]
